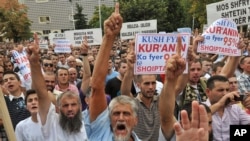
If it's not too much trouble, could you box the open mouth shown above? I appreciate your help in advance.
[117,124,126,130]
[8,85,14,89]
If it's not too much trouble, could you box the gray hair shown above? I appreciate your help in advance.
[57,91,81,106]
[108,95,138,117]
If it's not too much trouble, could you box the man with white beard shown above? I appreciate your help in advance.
[27,33,88,140]
[81,3,141,141]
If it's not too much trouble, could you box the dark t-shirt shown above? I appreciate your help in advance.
[105,77,121,99]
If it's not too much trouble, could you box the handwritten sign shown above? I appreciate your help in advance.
[120,20,157,40]
[54,40,71,53]
[206,0,250,26]
[197,18,241,56]
[135,33,190,74]
[64,28,102,46]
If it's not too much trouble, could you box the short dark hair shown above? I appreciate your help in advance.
[3,71,20,81]
[207,75,228,90]
[212,61,225,73]
[25,89,37,104]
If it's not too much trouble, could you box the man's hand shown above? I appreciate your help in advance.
[193,35,204,53]
[103,3,123,37]
[26,33,40,64]
[174,101,209,141]
[166,35,186,80]
[126,40,136,69]
[242,94,250,109]
[81,36,89,54]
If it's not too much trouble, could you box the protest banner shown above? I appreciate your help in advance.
[39,39,48,49]
[120,20,157,40]
[11,50,32,89]
[64,28,102,46]
[206,0,250,26]
[0,89,16,141]
[197,18,241,56]
[49,33,66,45]
[54,39,71,53]
[177,27,192,34]
[134,33,190,74]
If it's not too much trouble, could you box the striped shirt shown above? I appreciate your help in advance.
[134,94,160,141]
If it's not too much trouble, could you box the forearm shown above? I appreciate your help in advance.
[91,35,115,90]
[81,56,91,93]
[121,67,134,97]
[159,77,177,139]
[220,56,240,78]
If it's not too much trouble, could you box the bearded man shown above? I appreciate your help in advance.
[27,33,88,140]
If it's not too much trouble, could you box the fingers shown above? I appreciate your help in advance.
[198,104,208,131]
[180,110,190,130]
[115,2,119,14]
[33,33,39,45]
[191,101,199,128]
[176,35,182,56]
[128,39,135,54]
[173,122,183,136]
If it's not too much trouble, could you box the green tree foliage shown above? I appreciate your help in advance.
[88,4,114,30]
[118,0,185,32]
[74,3,88,29]
[187,0,222,30]
[0,0,32,42]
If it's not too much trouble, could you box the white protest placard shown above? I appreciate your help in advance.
[39,39,48,49]
[177,27,192,34]
[11,50,32,89]
[49,33,66,45]
[120,20,157,40]
[134,33,190,74]
[64,28,102,46]
[206,0,250,26]
[54,39,71,53]
[197,18,241,56]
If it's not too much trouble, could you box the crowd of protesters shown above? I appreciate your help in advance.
[0,3,250,141]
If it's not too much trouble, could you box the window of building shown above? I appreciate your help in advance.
[36,0,48,3]
[39,16,51,23]
[43,30,51,35]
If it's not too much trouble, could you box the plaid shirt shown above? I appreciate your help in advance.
[0,126,8,141]
[237,73,250,94]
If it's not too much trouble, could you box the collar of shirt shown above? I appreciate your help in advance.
[136,93,158,102]
[9,92,25,101]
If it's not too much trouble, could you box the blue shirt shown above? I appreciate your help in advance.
[82,108,141,141]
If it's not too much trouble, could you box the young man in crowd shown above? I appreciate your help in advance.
[15,89,44,141]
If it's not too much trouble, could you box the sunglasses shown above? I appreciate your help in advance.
[44,63,53,67]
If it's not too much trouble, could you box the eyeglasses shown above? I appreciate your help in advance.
[44,63,53,67]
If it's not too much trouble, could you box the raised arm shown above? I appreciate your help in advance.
[120,40,135,97]
[27,33,50,125]
[89,3,123,122]
[80,36,91,94]
[219,40,245,78]
[159,36,186,140]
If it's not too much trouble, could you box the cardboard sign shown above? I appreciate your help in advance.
[120,20,157,40]
[197,18,241,56]
[64,28,102,46]
[134,33,190,74]
[206,0,250,26]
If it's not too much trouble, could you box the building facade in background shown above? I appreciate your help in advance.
[20,0,115,38]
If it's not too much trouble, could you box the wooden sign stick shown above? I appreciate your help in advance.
[0,89,16,141]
